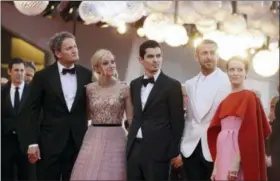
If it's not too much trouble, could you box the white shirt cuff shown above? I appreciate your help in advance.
[29,144,38,147]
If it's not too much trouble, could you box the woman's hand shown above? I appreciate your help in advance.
[210,173,216,181]
[227,170,238,181]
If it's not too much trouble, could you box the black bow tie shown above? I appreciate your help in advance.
[62,68,76,75]
[142,77,155,87]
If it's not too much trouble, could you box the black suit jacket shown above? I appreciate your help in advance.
[24,63,92,154]
[126,72,185,161]
[1,82,30,153]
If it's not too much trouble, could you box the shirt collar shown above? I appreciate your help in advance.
[57,61,75,74]
[11,81,25,90]
[199,67,219,80]
[143,70,161,81]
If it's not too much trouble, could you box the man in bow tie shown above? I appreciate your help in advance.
[126,40,185,180]
[24,31,92,180]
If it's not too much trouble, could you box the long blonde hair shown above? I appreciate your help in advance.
[90,49,119,81]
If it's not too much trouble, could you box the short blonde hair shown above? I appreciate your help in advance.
[90,49,118,81]
[195,39,218,55]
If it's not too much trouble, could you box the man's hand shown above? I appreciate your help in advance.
[171,154,183,168]
[1,77,8,85]
[27,145,41,164]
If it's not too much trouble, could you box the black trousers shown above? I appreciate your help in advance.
[267,167,273,181]
[182,140,213,181]
[13,163,37,180]
[127,139,170,181]
[28,163,37,180]
[1,134,29,181]
[169,166,186,180]
[37,135,78,181]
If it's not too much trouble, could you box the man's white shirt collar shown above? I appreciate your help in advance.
[143,70,161,81]
[57,61,75,74]
[11,81,25,89]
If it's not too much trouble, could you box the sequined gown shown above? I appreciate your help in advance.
[70,81,128,180]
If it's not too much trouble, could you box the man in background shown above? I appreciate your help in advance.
[1,58,31,180]
[270,86,280,180]
[266,96,279,181]
[24,61,36,84]
[24,61,38,181]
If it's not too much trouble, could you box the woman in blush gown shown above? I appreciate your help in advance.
[207,57,271,181]
[70,49,133,180]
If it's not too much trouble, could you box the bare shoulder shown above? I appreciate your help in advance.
[85,82,97,90]
[119,81,129,87]
[119,81,130,91]
[119,81,130,98]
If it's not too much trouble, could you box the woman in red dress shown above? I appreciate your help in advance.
[207,57,271,181]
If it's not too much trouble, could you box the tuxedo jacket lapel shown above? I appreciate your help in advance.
[5,83,16,115]
[18,84,29,113]
[197,70,221,120]
[143,72,165,112]
[190,70,222,121]
[4,82,28,115]
[188,76,201,122]
[134,76,143,114]
[49,63,68,109]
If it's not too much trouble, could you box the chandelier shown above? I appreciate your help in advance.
[13,1,280,77]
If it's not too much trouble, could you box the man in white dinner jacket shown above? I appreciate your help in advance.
[180,39,231,180]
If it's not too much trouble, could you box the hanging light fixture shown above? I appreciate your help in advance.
[14,1,49,16]
[78,1,101,24]
[164,0,188,47]
[143,13,170,43]
[252,49,279,77]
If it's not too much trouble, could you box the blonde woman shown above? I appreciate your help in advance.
[70,49,133,180]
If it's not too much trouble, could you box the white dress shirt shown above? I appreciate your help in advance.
[136,70,161,138]
[10,81,25,107]
[57,62,77,111]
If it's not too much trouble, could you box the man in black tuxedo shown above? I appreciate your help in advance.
[126,40,185,180]
[24,61,37,180]
[1,58,30,180]
[25,31,92,180]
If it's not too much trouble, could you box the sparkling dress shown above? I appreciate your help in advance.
[70,81,128,180]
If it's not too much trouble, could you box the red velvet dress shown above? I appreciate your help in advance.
[207,90,271,181]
